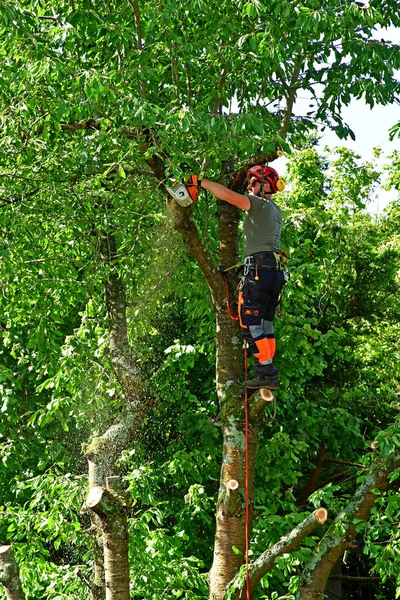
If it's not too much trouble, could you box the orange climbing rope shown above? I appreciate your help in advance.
[244,344,251,600]
[223,274,239,321]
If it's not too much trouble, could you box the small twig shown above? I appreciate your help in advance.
[41,278,88,284]
[329,575,392,581]
[152,269,173,291]
[326,458,365,469]
[212,65,229,115]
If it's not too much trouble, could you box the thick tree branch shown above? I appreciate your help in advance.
[85,229,154,598]
[296,451,400,600]
[213,66,229,115]
[127,0,146,99]
[279,62,303,137]
[97,231,150,402]
[169,200,227,309]
[139,146,227,309]
[227,509,328,599]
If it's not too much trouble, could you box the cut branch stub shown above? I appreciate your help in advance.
[86,486,121,518]
[227,479,239,491]
[249,390,274,420]
[315,508,328,525]
[224,480,241,516]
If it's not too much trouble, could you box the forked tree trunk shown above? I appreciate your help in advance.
[86,478,131,600]
[0,546,25,600]
[82,230,153,599]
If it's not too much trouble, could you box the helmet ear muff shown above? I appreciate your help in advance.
[276,178,285,192]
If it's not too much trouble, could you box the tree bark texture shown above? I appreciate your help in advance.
[296,452,400,600]
[86,478,131,600]
[0,546,25,600]
[208,409,262,600]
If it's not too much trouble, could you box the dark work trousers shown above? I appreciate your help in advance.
[238,267,285,365]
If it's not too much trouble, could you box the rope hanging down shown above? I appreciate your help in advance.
[223,274,239,321]
[244,344,251,600]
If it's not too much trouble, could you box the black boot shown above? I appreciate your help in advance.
[245,363,279,390]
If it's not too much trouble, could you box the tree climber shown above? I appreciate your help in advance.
[189,166,285,390]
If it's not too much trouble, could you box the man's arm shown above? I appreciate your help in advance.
[200,179,251,211]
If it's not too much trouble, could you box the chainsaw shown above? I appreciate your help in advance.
[166,175,200,207]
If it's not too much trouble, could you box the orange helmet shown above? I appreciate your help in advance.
[247,165,285,192]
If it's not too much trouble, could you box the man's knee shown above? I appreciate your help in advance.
[263,319,274,336]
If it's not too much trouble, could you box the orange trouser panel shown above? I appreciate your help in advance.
[253,337,273,364]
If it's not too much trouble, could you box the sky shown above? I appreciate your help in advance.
[272,25,400,215]
[272,99,400,215]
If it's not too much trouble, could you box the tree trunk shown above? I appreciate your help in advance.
[86,478,131,600]
[208,396,263,600]
[0,546,25,600]
[82,230,153,599]
[85,450,116,600]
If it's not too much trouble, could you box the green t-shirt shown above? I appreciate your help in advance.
[243,194,282,257]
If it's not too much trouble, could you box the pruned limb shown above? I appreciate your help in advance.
[223,480,241,516]
[296,452,400,600]
[249,389,273,420]
[86,486,119,518]
[226,509,327,600]
[0,546,25,600]
[168,201,227,309]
